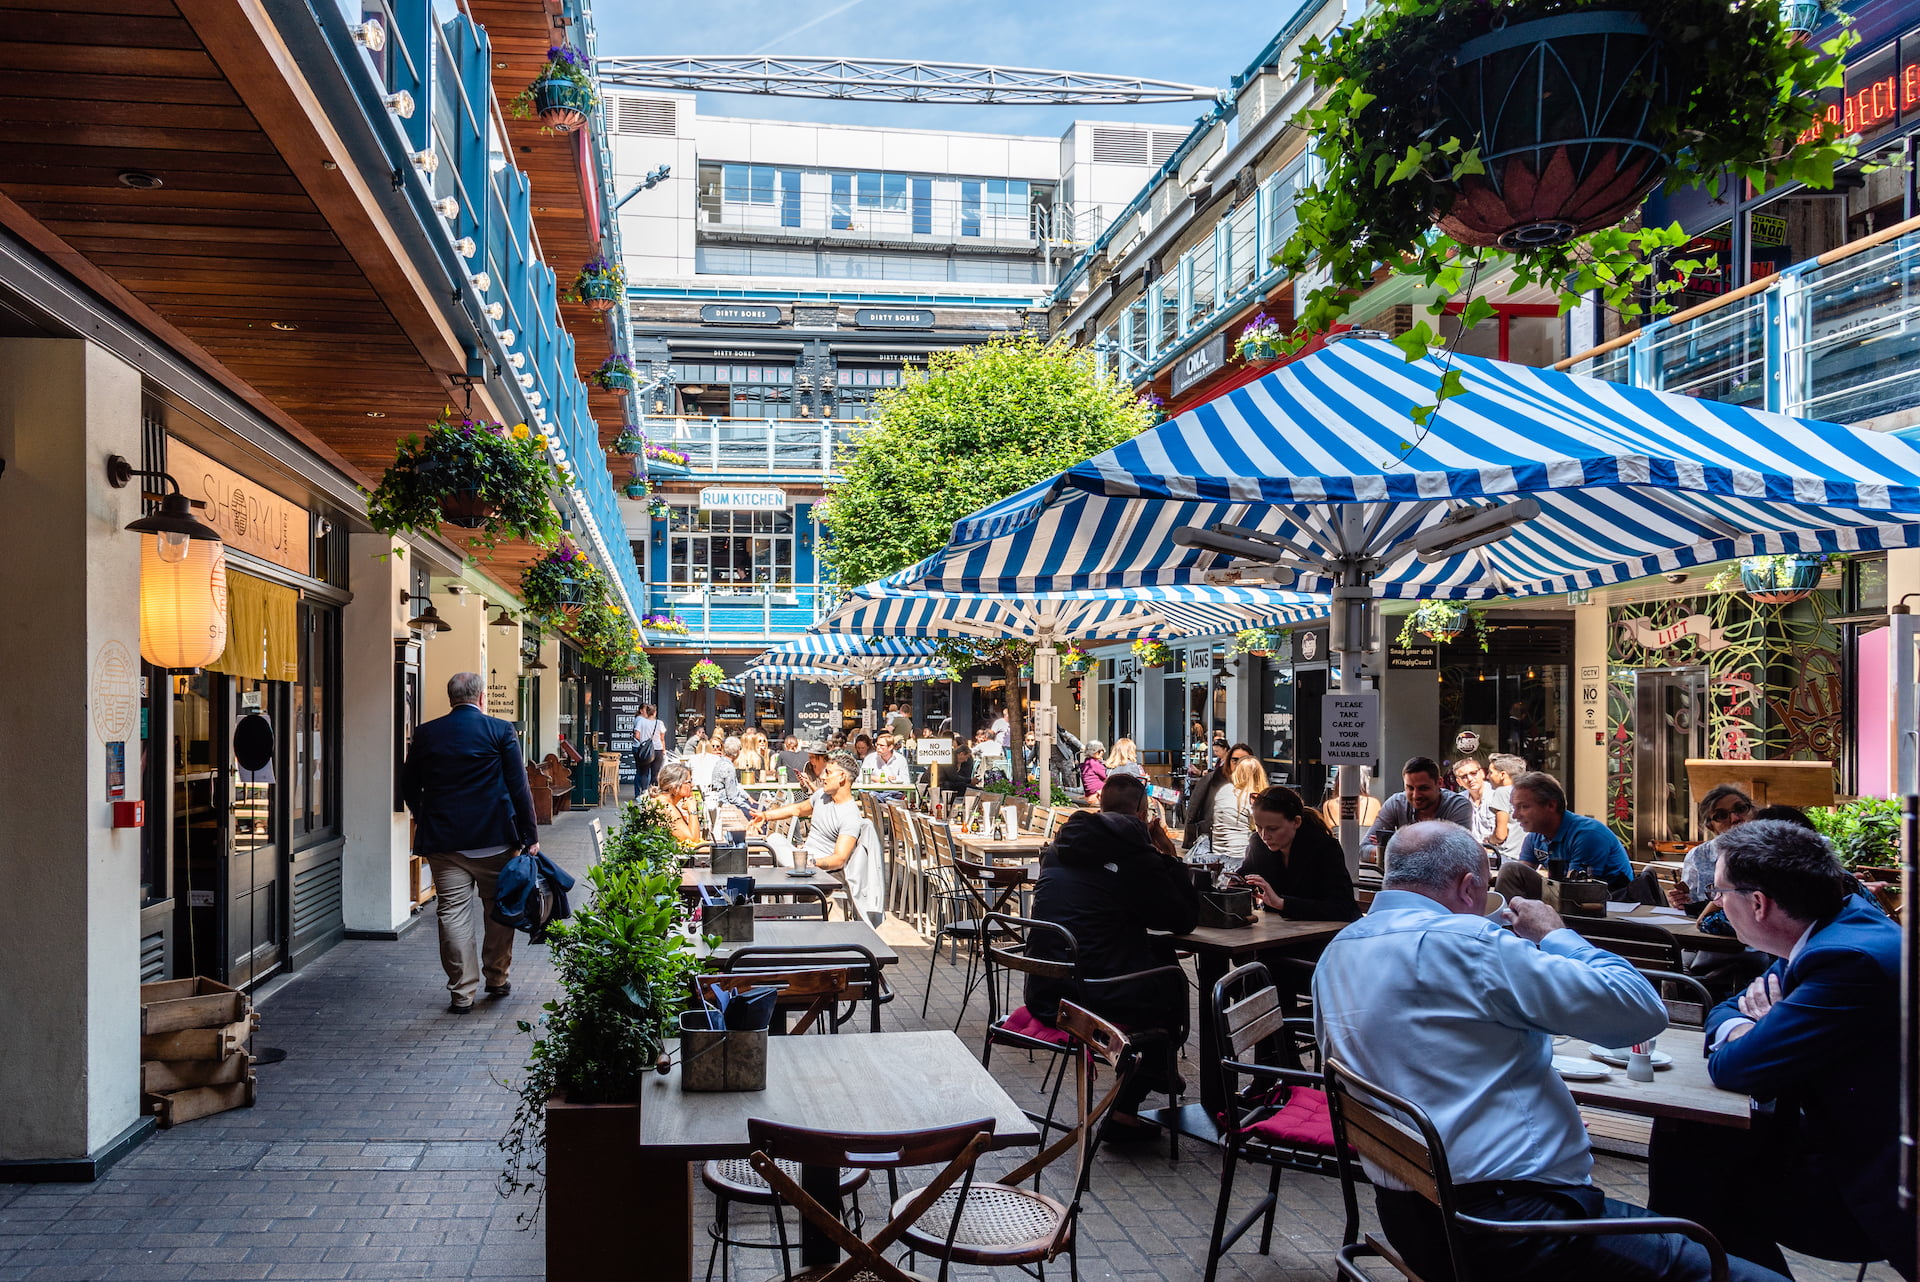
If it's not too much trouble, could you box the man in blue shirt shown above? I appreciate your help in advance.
[1314,822,1788,1282]
[1494,770,1633,900]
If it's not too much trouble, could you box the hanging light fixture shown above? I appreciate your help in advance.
[109,455,230,670]
[400,590,451,633]
[490,606,516,628]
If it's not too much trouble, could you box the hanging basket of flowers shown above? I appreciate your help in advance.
[566,257,625,313]
[365,411,561,550]
[1131,638,1171,668]
[1397,601,1492,651]
[571,598,653,683]
[1136,392,1165,426]
[687,659,726,690]
[622,477,650,500]
[610,429,646,458]
[1736,553,1829,604]
[1227,627,1277,659]
[648,496,672,521]
[590,353,638,395]
[644,441,691,475]
[1234,313,1284,363]
[1060,643,1092,675]
[520,540,606,623]
[1273,0,1852,371]
[508,46,597,133]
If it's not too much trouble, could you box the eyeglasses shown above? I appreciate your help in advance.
[1708,883,1759,900]
[1708,802,1753,824]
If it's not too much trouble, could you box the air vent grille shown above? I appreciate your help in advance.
[614,96,678,136]
[1150,131,1182,165]
[1090,127,1151,166]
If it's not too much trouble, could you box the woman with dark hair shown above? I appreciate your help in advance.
[1237,785,1361,922]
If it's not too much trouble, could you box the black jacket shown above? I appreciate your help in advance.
[1025,811,1199,1025]
[1182,766,1230,850]
[1236,824,1361,922]
[402,704,539,854]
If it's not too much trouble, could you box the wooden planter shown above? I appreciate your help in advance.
[1429,11,1669,249]
[545,1095,644,1281]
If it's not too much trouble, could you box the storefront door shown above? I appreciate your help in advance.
[226,677,285,987]
[1631,666,1708,859]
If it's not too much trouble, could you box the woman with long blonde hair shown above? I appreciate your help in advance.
[1104,737,1145,778]
[1210,755,1267,865]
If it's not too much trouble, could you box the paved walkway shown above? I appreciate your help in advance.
[0,809,1896,1280]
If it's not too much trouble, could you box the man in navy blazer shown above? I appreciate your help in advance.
[403,672,541,1014]
[1683,819,1908,1280]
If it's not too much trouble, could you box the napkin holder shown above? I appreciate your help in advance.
[1546,875,1609,917]
[708,841,750,876]
[699,888,755,942]
[679,1006,771,1092]
[1197,887,1255,929]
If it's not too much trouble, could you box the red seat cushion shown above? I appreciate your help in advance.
[1243,1086,1337,1151]
[996,1005,1073,1047]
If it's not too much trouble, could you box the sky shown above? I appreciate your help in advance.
[589,0,1297,138]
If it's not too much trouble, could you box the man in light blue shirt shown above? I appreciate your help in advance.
[1314,821,1787,1282]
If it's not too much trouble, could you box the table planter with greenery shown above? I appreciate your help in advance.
[365,412,561,551]
[520,540,605,623]
[590,353,637,395]
[1274,0,1852,416]
[509,45,597,133]
[497,799,701,1276]
[566,257,625,314]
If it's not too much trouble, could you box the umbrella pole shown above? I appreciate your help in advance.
[1033,643,1060,810]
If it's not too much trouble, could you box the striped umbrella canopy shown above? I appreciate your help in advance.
[895,338,1920,600]
[737,661,947,689]
[752,634,945,683]
[814,580,1326,642]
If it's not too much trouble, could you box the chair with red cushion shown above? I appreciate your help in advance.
[1205,961,1358,1282]
[979,913,1082,1142]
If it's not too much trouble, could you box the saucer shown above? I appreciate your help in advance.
[783,868,819,879]
[1589,1047,1673,1069]
[1551,1055,1613,1081]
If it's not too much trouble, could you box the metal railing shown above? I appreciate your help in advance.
[638,416,868,475]
[647,583,832,642]
[698,189,1065,245]
[1561,216,1920,427]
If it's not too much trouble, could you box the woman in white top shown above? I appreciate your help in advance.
[686,735,720,793]
[1210,755,1266,866]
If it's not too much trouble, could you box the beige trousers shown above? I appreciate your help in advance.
[426,849,516,1003]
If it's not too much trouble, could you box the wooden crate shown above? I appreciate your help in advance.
[142,1053,253,1095]
[140,1013,257,1062]
[140,976,247,1035]
[144,1076,256,1129]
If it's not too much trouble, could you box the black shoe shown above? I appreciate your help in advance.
[448,999,473,1014]
[485,983,512,998]
[1100,1115,1161,1146]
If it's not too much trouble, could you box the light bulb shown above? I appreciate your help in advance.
[485,302,504,321]
[351,17,385,49]
[434,197,459,219]
[385,90,415,118]
[518,372,535,389]
[412,148,437,173]
[469,270,490,291]
[508,352,525,368]
[527,391,542,406]
[453,236,477,258]
[157,530,191,564]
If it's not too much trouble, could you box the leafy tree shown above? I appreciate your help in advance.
[820,335,1151,783]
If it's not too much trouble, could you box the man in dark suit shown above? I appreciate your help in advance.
[403,671,541,1014]
[1665,819,1909,1279]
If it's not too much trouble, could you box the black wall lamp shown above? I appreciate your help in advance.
[106,454,222,560]
[400,589,451,632]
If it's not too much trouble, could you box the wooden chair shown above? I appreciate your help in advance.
[699,1155,868,1282]
[1324,1057,1731,1282]
[898,1002,1135,1281]
[747,1116,997,1282]
[724,943,893,1033]
[1205,962,1353,1282]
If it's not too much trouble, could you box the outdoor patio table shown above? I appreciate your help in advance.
[1561,1028,1750,1129]
[635,1029,1040,1274]
[1159,915,1351,1122]
[695,917,900,967]
[1573,904,1753,955]
[954,833,1050,862]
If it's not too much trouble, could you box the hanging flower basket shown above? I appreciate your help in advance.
[648,497,672,521]
[623,479,649,500]
[520,540,606,624]
[1227,627,1277,659]
[610,430,645,458]
[365,412,560,550]
[1737,553,1826,604]
[1060,644,1092,675]
[590,354,637,395]
[1136,392,1165,426]
[1131,638,1171,668]
[509,46,597,133]
[1397,601,1492,651]
[687,659,726,690]
[1234,313,1285,363]
[566,258,625,314]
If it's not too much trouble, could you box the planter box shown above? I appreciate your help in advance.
[140,976,245,1034]
[546,1096,645,1282]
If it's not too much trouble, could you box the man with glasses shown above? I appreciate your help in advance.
[1655,820,1910,1280]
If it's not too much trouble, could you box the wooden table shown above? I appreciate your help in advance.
[955,833,1050,862]
[695,918,900,967]
[636,1029,1040,1274]
[1578,904,1752,955]
[1560,1028,1751,1129]
[1162,914,1351,1118]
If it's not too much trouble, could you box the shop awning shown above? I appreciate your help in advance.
[895,338,1920,600]
[812,581,1325,642]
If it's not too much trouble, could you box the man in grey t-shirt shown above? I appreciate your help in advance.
[751,756,862,871]
[1362,756,1474,862]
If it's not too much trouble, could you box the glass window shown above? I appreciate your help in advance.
[986,179,1028,221]
[960,180,981,238]
[293,601,340,842]
[1186,238,1217,329]
[1225,200,1259,294]
[667,506,796,595]
[722,164,777,205]
[1264,153,1309,261]
[780,169,801,228]
[831,172,852,230]
[856,172,907,210]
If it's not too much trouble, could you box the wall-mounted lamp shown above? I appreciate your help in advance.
[109,455,229,669]
[400,590,451,633]
[490,606,517,628]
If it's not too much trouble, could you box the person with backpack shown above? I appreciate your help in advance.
[402,672,542,1014]
[630,702,663,795]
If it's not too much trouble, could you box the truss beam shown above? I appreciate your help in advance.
[596,56,1220,105]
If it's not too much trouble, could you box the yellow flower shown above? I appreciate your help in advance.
[533,434,548,449]
[511,422,529,439]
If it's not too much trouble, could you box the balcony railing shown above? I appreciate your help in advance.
[699,191,1060,247]
[648,583,831,643]
[1562,216,1920,428]
[639,416,867,475]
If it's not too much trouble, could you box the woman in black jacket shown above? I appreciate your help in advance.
[1237,785,1361,923]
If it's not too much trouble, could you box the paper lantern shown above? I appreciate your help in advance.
[140,534,228,670]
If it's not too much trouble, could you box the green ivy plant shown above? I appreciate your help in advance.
[1276,0,1854,425]
[1809,796,1901,870]
[364,411,560,552]
[574,598,654,684]
[1396,600,1491,651]
[497,799,701,1220]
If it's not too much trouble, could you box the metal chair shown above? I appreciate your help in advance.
[693,967,852,1036]
[1564,914,1688,973]
[724,942,893,1033]
[898,1002,1136,1282]
[920,856,1026,1028]
[748,1116,997,1282]
[699,1158,868,1282]
[748,883,832,921]
[1324,1057,1731,1282]
[1204,962,1354,1282]
[978,913,1083,1139]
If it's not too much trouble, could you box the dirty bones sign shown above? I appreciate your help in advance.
[1321,691,1379,766]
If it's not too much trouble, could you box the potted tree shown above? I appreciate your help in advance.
[566,257,625,313]
[509,45,597,133]
[1273,0,1852,411]
[590,353,638,395]
[498,798,700,1278]
[365,412,561,550]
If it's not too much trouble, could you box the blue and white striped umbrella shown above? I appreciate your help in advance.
[896,338,1920,600]
[752,635,945,683]
[814,581,1325,641]
[735,662,946,689]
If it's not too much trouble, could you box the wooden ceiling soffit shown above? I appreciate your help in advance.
[171,0,469,383]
